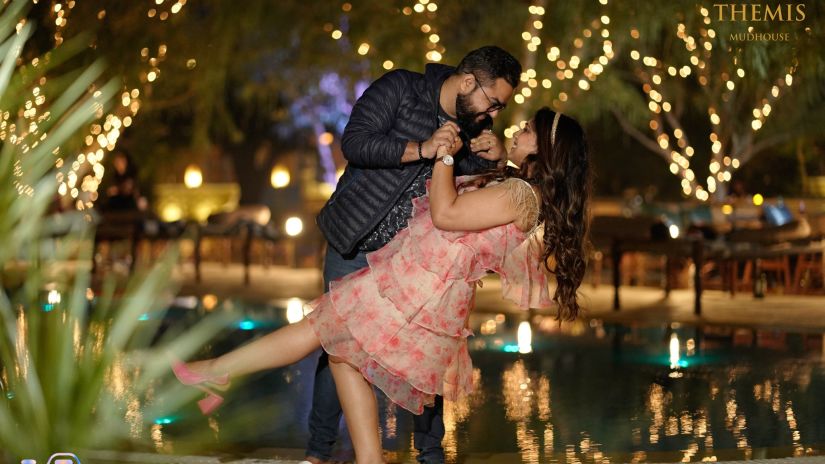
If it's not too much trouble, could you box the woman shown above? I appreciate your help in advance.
[173,107,591,464]
[103,150,145,212]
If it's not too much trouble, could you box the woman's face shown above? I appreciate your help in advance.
[114,154,128,174]
[508,119,538,166]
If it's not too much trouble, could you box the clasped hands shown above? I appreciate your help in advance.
[420,122,506,162]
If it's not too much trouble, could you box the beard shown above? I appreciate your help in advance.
[455,92,493,139]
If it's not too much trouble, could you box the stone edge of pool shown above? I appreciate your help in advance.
[84,449,825,464]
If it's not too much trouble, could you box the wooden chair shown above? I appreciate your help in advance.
[725,218,811,294]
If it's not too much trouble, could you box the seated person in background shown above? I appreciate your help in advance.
[103,149,146,212]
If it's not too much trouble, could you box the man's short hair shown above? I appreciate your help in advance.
[455,46,522,88]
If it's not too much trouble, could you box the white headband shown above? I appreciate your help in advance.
[551,112,562,146]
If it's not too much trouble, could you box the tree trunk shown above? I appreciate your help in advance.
[797,138,808,195]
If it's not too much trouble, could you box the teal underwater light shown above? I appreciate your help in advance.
[503,344,520,353]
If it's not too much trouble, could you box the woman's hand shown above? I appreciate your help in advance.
[469,129,505,162]
[436,137,464,157]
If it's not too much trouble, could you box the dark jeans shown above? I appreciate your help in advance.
[306,246,445,463]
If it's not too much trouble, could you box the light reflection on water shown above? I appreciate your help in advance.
[16,296,825,463]
[15,307,28,380]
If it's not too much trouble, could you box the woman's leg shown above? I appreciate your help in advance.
[329,358,385,464]
[188,318,320,378]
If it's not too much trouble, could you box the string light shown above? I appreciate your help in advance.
[50,0,188,210]
[332,0,444,72]
[505,0,616,138]
[414,0,444,62]
[627,4,796,201]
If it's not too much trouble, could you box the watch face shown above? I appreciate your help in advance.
[442,154,454,166]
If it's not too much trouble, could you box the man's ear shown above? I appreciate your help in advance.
[458,73,476,95]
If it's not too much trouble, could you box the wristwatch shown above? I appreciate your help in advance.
[437,154,454,166]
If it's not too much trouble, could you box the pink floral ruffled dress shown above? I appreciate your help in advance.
[305,176,554,414]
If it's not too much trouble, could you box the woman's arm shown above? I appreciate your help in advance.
[429,131,519,232]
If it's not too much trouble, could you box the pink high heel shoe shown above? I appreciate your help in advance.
[170,356,231,415]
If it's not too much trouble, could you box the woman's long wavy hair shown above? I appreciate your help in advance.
[462,107,592,320]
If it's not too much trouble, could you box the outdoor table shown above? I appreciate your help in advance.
[610,237,710,315]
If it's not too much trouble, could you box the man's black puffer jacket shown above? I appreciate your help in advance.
[317,63,496,256]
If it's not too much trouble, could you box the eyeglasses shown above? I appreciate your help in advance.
[472,74,506,114]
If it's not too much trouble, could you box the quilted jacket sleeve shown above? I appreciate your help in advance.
[341,70,410,169]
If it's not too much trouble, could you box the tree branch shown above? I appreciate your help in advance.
[740,131,796,163]
[611,109,671,161]
[663,105,691,150]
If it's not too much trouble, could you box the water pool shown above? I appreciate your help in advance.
[146,297,825,463]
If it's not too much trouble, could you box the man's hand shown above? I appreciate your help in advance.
[422,121,462,159]
[469,129,506,162]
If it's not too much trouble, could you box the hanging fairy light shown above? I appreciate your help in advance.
[6,76,52,198]
[627,4,796,201]
[12,1,188,209]
[504,0,617,139]
[411,0,444,63]
[6,6,72,200]
[54,0,189,210]
[329,0,443,68]
[51,0,75,46]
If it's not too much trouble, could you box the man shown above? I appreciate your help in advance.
[305,46,521,464]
